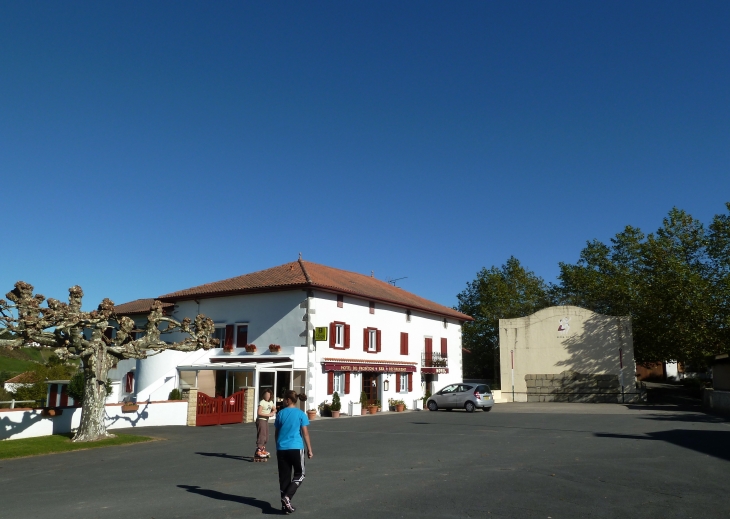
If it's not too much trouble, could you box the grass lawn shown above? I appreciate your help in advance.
[0,433,155,460]
[0,356,40,375]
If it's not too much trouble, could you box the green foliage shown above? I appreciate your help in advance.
[558,203,730,364]
[168,388,182,400]
[11,360,79,404]
[67,372,112,404]
[424,389,431,401]
[359,391,368,407]
[331,391,341,411]
[456,257,553,382]
[0,433,153,459]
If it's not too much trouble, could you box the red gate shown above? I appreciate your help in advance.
[196,390,245,426]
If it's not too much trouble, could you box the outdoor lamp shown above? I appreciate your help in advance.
[383,379,389,391]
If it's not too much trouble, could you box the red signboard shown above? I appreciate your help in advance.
[421,367,449,374]
[323,362,416,373]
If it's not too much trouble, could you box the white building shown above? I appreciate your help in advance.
[115,259,472,415]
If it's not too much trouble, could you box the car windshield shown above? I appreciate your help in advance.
[439,385,458,394]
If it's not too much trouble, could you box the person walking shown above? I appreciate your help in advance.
[255,389,275,459]
[274,390,312,514]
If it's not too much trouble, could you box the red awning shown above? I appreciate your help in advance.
[323,361,417,373]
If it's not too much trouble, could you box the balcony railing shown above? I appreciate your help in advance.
[422,352,448,368]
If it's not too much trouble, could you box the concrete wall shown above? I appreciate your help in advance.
[309,290,464,412]
[525,371,641,403]
[499,306,636,402]
[0,401,188,441]
[703,388,730,415]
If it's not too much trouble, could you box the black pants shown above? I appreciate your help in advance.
[277,449,306,500]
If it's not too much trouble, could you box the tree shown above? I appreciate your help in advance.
[0,282,217,442]
[11,357,78,403]
[558,204,729,364]
[456,257,553,383]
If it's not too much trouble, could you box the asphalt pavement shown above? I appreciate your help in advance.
[1,402,729,519]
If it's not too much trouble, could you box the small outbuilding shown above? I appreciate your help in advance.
[499,306,640,403]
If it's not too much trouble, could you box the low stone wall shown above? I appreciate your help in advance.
[703,388,730,415]
[525,371,638,403]
[0,400,188,441]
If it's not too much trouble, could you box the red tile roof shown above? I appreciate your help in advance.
[114,298,174,315]
[159,260,472,321]
[4,371,37,384]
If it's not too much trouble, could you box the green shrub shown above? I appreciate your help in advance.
[331,391,341,411]
[168,388,183,400]
[68,372,112,404]
[359,391,368,407]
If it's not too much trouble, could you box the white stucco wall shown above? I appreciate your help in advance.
[309,290,464,412]
[499,306,636,402]
[134,291,307,401]
[0,401,188,441]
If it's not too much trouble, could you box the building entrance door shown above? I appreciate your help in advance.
[362,373,379,406]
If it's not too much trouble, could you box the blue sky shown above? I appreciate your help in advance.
[1,2,729,311]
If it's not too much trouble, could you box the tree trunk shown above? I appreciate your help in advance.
[72,350,114,442]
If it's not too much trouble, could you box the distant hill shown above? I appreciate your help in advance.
[0,348,55,383]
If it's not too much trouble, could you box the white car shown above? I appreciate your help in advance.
[426,383,494,412]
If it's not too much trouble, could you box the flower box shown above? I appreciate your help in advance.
[268,344,282,354]
[121,404,139,414]
[244,344,258,353]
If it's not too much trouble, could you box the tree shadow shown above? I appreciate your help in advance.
[195,451,254,462]
[177,485,280,515]
[0,410,45,440]
[595,430,730,462]
[105,401,150,428]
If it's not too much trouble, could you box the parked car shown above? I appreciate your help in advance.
[426,383,493,412]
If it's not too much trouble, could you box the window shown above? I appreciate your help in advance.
[400,332,409,355]
[439,384,458,395]
[399,373,408,393]
[236,324,248,348]
[333,372,344,394]
[329,322,350,349]
[363,327,381,353]
[337,294,343,308]
[213,327,227,349]
[369,301,375,314]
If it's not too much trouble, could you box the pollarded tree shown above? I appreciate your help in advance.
[0,281,218,442]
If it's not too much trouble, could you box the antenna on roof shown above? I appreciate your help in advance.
[386,276,408,286]
[299,252,302,260]
[371,270,374,278]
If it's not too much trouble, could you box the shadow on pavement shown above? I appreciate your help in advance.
[195,451,254,462]
[595,429,730,462]
[177,485,280,514]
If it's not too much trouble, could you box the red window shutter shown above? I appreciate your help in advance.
[441,338,447,356]
[376,329,382,352]
[330,322,336,348]
[337,294,343,308]
[369,301,375,314]
[327,371,334,395]
[60,385,69,407]
[345,372,351,394]
[425,338,433,363]
[363,328,369,352]
[344,324,350,349]
[408,372,413,392]
[125,372,134,393]
[224,325,235,351]
[401,332,408,355]
[49,384,59,407]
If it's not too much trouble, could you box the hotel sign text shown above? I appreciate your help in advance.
[323,362,416,373]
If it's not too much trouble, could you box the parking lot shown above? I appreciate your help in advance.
[1,403,729,519]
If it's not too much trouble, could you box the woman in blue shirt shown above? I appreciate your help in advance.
[275,390,313,514]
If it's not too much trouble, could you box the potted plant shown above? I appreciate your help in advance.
[244,344,257,353]
[268,344,281,354]
[368,398,379,415]
[360,391,369,415]
[121,401,139,413]
[306,408,317,421]
[331,392,341,418]
[424,389,432,409]
[392,399,406,412]
[318,400,332,417]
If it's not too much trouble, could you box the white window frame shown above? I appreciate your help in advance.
[333,372,344,394]
[399,373,408,393]
[235,323,249,348]
[335,324,345,348]
[213,325,227,349]
[368,329,377,352]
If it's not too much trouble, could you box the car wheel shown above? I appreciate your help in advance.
[465,401,476,413]
[427,400,438,412]
[483,406,492,412]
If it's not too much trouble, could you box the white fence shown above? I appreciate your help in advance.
[0,401,189,441]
